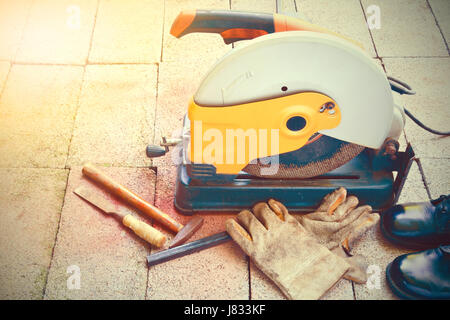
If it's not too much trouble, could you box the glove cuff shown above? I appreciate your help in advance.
[265,245,350,300]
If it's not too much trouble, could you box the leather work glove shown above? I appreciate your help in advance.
[288,187,380,283]
[225,203,350,300]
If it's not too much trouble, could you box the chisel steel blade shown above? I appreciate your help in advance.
[74,186,122,216]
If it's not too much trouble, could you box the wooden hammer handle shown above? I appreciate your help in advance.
[82,163,184,233]
[122,214,166,247]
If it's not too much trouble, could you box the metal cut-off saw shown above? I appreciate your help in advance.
[147,10,417,214]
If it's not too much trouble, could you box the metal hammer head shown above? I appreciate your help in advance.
[169,215,204,248]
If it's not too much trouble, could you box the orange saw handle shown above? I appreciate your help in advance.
[170,10,274,44]
[170,10,361,47]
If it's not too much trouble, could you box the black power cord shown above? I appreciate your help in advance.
[388,76,450,136]
[404,108,450,136]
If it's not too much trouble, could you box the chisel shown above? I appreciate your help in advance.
[81,163,204,247]
[74,186,167,248]
[147,231,231,266]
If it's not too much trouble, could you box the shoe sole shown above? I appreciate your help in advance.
[379,219,438,250]
[386,262,450,300]
[385,262,419,300]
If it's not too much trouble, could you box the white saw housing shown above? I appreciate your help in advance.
[194,31,405,149]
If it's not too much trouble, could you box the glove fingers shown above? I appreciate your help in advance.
[317,187,347,214]
[225,219,253,255]
[333,196,359,221]
[304,188,349,221]
[332,247,368,283]
[237,209,267,240]
[267,199,302,226]
[267,199,288,221]
[253,202,281,229]
[343,254,369,284]
[340,211,379,251]
[309,196,359,222]
[338,204,372,226]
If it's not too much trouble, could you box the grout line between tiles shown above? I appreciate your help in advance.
[380,55,450,59]
[86,0,100,66]
[42,167,71,299]
[426,0,449,55]
[64,0,99,169]
[144,166,158,300]
[11,0,34,64]
[247,256,252,300]
[11,61,160,67]
[145,0,165,300]
[86,62,161,66]
[0,0,34,100]
[415,158,433,200]
[0,62,12,100]
[151,3,164,147]
[351,281,357,300]
[359,0,380,59]
[159,1,166,63]
[64,66,86,169]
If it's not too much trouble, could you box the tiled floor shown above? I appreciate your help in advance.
[0,0,448,300]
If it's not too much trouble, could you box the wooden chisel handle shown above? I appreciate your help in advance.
[122,214,166,247]
[82,163,184,233]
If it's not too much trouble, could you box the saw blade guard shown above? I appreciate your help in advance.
[193,31,397,150]
[187,92,342,175]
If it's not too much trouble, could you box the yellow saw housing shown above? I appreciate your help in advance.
[188,92,341,175]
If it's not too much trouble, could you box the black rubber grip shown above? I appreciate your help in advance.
[174,10,275,44]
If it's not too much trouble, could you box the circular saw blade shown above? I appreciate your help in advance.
[242,135,364,179]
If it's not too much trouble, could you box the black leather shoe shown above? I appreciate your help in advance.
[380,195,450,249]
[386,245,450,300]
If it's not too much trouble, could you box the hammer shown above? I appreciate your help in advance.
[82,163,203,247]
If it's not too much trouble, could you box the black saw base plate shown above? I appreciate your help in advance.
[173,144,415,215]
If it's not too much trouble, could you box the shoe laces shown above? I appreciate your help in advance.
[434,195,450,234]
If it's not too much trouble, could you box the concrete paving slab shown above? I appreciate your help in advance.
[89,0,163,64]
[353,161,430,300]
[147,165,249,299]
[296,0,377,57]
[15,0,97,65]
[67,64,157,167]
[428,0,450,49]
[162,0,230,62]
[383,57,450,158]
[361,0,448,57]
[277,0,297,14]
[44,166,155,299]
[0,61,10,93]
[0,0,32,61]
[0,64,84,168]
[231,0,276,12]
[397,159,431,204]
[0,168,68,299]
[152,59,221,167]
[352,225,413,300]
[420,158,450,199]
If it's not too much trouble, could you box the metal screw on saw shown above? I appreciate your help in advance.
[319,102,335,114]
